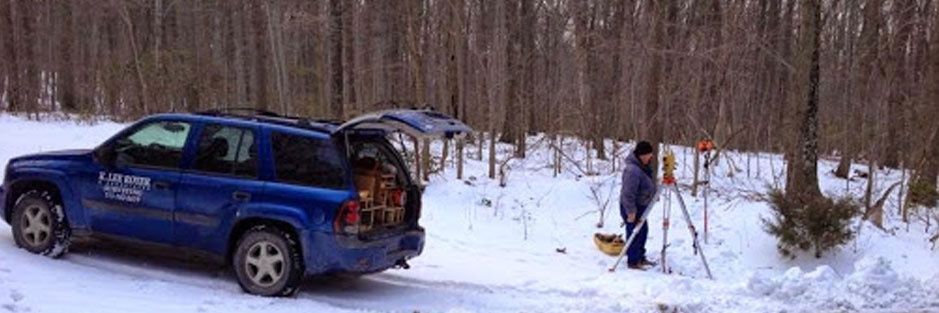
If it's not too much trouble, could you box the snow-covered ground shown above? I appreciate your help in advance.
[0,113,937,313]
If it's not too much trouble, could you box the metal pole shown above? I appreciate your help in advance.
[609,187,662,272]
[703,152,710,244]
[671,184,714,279]
[661,186,671,273]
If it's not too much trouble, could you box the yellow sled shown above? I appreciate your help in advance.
[594,233,625,257]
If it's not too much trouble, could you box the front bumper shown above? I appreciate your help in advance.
[0,184,7,223]
[303,228,425,275]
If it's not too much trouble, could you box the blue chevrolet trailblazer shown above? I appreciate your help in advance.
[0,108,471,296]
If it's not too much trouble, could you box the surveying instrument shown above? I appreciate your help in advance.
[608,150,713,279]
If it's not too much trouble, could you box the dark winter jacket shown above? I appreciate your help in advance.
[619,154,657,220]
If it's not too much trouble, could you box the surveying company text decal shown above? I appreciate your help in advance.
[98,171,151,203]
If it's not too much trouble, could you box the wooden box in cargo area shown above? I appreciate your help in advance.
[354,169,381,197]
[354,169,405,229]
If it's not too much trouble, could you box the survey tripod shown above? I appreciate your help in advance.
[608,150,713,279]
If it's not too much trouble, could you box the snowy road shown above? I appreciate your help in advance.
[0,225,655,313]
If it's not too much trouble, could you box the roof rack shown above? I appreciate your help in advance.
[197,107,281,117]
[194,107,337,133]
[254,114,313,127]
[313,119,343,126]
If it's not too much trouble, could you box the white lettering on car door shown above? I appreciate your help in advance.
[98,171,152,203]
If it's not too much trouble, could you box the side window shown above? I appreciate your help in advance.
[271,132,346,189]
[114,121,191,168]
[193,124,258,177]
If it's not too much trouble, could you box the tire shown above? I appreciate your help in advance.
[10,190,70,258]
[232,225,303,297]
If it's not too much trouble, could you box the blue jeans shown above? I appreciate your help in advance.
[625,205,648,265]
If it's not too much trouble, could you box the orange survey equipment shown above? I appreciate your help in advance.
[696,139,715,152]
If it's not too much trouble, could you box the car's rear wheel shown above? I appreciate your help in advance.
[233,226,303,297]
[11,190,70,258]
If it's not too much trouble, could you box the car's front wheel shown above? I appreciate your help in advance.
[11,190,70,258]
[233,226,303,297]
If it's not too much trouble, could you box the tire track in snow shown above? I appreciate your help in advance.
[299,273,634,313]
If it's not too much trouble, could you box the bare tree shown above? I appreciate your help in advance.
[0,0,933,196]
[786,0,823,198]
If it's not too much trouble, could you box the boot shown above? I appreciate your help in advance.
[627,263,646,270]
[638,257,657,267]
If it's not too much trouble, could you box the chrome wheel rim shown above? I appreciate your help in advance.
[20,205,52,247]
[244,241,285,287]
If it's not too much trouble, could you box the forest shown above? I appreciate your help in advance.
[1,0,938,197]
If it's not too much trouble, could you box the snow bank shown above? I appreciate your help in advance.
[744,257,939,311]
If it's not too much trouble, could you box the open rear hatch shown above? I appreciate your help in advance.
[334,109,472,139]
[334,110,473,236]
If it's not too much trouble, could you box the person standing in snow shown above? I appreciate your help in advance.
[619,141,658,270]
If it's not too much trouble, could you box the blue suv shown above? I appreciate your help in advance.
[0,108,471,296]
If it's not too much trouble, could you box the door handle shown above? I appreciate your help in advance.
[232,191,251,202]
[153,181,171,190]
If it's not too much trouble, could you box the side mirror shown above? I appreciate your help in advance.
[94,146,117,168]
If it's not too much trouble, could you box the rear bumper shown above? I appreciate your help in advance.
[302,227,425,275]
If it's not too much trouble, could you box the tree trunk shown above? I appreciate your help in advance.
[252,3,269,111]
[516,0,534,159]
[20,0,38,114]
[912,1,939,197]
[865,159,876,209]
[642,0,668,177]
[693,148,701,196]
[2,0,18,111]
[457,139,464,180]
[232,5,247,107]
[835,155,852,179]
[341,0,356,115]
[328,0,343,118]
[785,0,823,198]
[499,1,518,148]
[117,1,150,115]
[59,1,77,112]
[413,137,422,184]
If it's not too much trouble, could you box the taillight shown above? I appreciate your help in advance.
[334,200,361,234]
[344,200,360,224]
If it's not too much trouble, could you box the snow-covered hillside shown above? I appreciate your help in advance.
[0,114,937,313]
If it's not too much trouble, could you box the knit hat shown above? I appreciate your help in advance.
[633,141,654,156]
